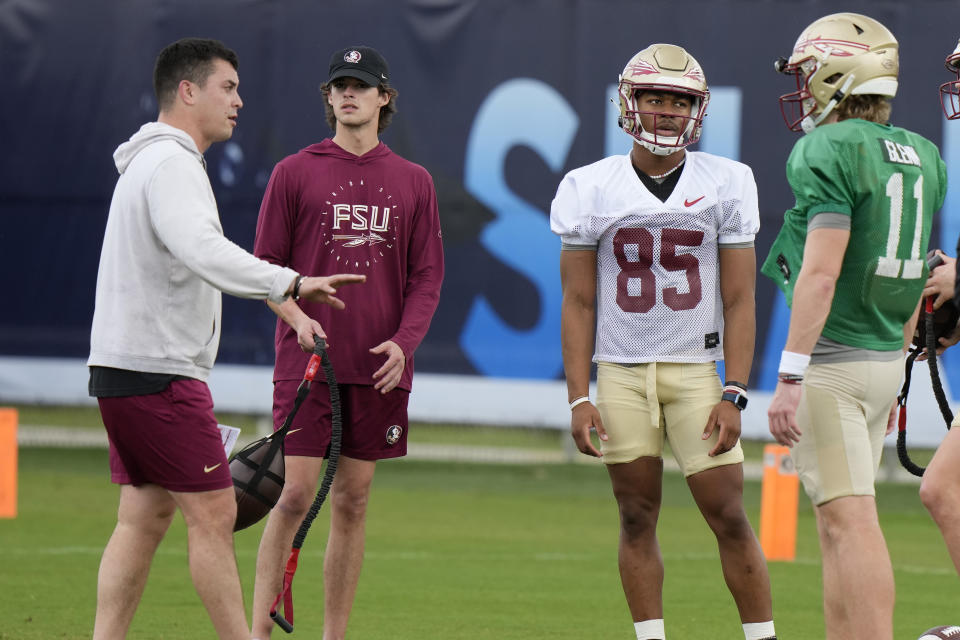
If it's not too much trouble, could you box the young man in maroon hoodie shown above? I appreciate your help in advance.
[250,46,444,639]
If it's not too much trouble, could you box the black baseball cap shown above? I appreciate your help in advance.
[327,46,389,87]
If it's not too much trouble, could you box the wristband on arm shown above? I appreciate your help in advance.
[293,276,306,301]
[778,350,810,375]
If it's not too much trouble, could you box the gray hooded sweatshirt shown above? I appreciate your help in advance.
[87,122,298,380]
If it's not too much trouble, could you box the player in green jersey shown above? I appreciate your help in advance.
[763,13,947,640]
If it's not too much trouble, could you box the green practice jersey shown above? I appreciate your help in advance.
[761,118,947,351]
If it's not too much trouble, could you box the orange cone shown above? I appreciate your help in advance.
[759,443,798,561]
[0,408,18,519]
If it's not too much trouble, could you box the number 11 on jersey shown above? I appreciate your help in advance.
[876,172,924,280]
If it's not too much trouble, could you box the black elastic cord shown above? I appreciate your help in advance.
[926,309,955,426]
[292,339,342,550]
[898,306,954,478]
[897,348,926,478]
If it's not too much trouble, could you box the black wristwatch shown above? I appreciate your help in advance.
[721,389,748,411]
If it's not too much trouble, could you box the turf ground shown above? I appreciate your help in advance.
[1,441,958,639]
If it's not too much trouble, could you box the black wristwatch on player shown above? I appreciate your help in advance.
[721,382,748,411]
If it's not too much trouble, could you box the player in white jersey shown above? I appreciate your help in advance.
[551,44,775,640]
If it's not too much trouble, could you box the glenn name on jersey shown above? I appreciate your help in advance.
[551,151,760,364]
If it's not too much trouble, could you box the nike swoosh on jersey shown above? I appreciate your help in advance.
[684,196,705,207]
[203,463,222,473]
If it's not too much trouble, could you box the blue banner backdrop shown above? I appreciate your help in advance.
[3,0,960,393]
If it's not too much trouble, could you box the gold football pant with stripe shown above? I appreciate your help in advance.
[792,359,902,506]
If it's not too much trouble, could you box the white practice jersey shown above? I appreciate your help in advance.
[551,151,760,364]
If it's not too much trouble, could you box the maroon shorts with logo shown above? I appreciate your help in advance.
[97,379,232,492]
[273,381,409,461]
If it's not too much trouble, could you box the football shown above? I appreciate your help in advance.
[229,435,286,531]
[919,626,960,639]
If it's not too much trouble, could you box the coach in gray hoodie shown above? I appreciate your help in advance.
[87,39,363,640]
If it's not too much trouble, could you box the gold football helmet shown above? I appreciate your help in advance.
[940,39,960,120]
[617,44,709,155]
[775,12,898,132]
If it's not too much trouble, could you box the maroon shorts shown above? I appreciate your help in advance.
[97,379,232,492]
[273,381,409,461]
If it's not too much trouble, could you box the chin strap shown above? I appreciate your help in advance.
[639,137,680,156]
[801,74,855,133]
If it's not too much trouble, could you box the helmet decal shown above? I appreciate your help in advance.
[793,36,869,57]
[682,67,705,83]
[625,59,660,76]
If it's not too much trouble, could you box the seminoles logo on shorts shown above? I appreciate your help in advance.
[344,50,362,63]
[385,425,402,445]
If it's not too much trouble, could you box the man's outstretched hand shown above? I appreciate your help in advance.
[296,274,366,309]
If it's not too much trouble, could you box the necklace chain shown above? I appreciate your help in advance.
[647,157,686,180]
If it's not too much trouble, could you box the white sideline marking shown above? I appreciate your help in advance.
[2,546,954,576]
[18,425,109,448]
[0,547,956,576]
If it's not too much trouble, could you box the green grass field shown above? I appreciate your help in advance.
[1,441,958,639]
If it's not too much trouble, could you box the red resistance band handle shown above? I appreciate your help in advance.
[269,548,301,633]
[304,354,322,382]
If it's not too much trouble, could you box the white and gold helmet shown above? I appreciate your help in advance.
[617,44,709,156]
[775,12,898,133]
[940,39,960,120]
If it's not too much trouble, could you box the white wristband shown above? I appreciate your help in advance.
[569,396,590,410]
[779,350,811,376]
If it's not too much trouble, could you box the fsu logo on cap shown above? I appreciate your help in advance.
[385,425,402,445]
[344,50,362,64]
